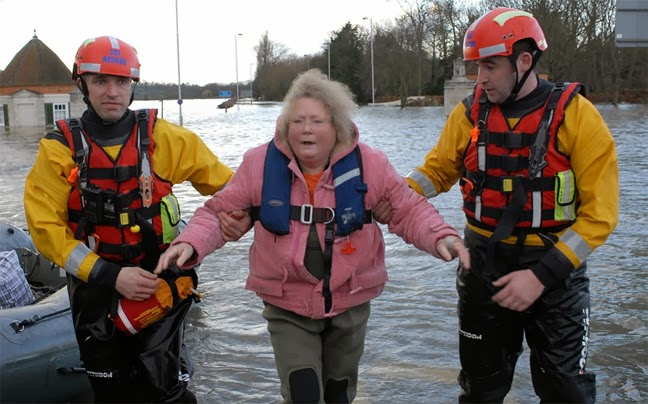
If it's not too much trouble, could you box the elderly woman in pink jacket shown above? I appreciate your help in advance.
[156,69,470,403]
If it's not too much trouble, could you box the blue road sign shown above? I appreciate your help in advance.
[219,90,232,97]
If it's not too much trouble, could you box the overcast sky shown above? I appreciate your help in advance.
[1,0,405,85]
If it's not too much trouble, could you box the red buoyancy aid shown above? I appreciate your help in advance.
[460,82,582,233]
[58,109,172,268]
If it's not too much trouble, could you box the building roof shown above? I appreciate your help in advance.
[0,32,73,87]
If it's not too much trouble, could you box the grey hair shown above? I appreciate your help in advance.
[277,69,357,146]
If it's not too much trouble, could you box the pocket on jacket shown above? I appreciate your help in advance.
[160,194,182,244]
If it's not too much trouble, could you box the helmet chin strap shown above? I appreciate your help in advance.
[77,77,98,115]
[128,81,138,106]
[503,50,542,104]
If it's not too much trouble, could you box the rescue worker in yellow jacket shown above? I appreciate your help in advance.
[377,7,618,404]
[24,36,248,403]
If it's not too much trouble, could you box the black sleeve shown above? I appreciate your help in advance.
[530,247,573,289]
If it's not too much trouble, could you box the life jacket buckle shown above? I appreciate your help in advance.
[502,178,514,193]
[300,204,314,224]
[501,175,524,194]
[114,165,132,182]
[322,207,336,224]
[503,131,524,148]
[466,172,485,196]
[120,212,130,226]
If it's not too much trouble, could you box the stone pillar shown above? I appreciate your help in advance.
[444,57,475,116]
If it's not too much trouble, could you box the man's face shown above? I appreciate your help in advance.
[475,56,517,104]
[83,74,133,122]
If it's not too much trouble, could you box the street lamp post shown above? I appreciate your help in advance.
[326,42,331,79]
[235,33,242,106]
[363,17,375,105]
[249,63,254,104]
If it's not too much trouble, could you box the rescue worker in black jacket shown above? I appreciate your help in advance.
[24,35,249,403]
[375,7,618,403]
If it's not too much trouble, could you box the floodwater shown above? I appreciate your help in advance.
[1,99,646,403]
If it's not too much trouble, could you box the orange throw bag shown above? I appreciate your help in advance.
[111,266,199,335]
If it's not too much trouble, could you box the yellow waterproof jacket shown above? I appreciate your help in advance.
[24,117,233,287]
[406,89,618,285]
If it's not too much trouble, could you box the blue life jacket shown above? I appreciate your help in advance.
[256,141,371,236]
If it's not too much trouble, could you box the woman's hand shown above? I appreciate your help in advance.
[436,236,471,269]
[154,242,195,275]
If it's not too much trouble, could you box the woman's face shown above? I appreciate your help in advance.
[287,97,337,174]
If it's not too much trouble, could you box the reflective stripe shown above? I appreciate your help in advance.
[80,133,89,153]
[532,191,542,227]
[475,195,482,221]
[479,43,507,58]
[561,202,575,220]
[117,302,139,335]
[164,195,181,222]
[561,229,591,263]
[108,36,120,49]
[64,242,93,277]
[161,194,182,244]
[477,145,486,171]
[406,170,437,198]
[334,168,361,187]
[79,63,102,74]
[555,170,576,221]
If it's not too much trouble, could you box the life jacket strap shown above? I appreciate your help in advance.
[464,171,555,195]
[485,155,529,172]
[323,221,334,315]
[85,165,139,182]
[485,131,536,149]
[96,236,162,261]
[466,216,572,235]
[251,205,373,225]
[465,202,556,224]
[68,201,161,227]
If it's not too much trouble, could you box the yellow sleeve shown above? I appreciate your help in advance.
[406,102,472,197]
[24,136,101,281]
[151,119,234,195]
[554,95,619,266]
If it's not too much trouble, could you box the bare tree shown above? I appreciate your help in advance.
[254,32,291,101]
[397,0,435,95]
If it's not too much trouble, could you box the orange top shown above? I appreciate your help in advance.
[303,172,323,204]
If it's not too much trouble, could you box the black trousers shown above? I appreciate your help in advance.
[456,228,595,403]
[67,276,196,403]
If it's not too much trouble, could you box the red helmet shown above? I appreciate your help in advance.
[463,7,547,61]
[72,36,140,81]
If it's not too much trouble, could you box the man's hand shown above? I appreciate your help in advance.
[373,199,393,224]
[436,236,471,269]
[218,210,252,241]
[115,266,160,301]
[491,269,545,311]
[154,242,195,275]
